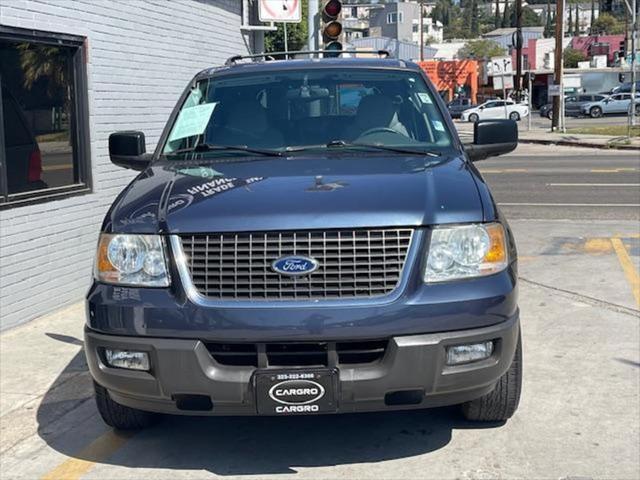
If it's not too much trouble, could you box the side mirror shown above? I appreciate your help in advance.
[479,106,485,110]
[464,119,518,162]
[109,131,152,171]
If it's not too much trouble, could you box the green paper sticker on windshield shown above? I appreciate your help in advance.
[168,103,217,142]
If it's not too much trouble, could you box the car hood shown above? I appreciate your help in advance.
[103,153,485,234]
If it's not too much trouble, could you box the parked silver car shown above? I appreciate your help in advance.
[580,93,640,118]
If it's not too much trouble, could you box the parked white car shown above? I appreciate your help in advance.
[461,100,529,122]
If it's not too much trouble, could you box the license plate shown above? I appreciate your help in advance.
[254,369,338,415]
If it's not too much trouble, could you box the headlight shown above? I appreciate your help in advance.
[424,223,508,283]
[95,234,170,287]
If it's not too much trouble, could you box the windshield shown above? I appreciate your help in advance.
[162,68,452,155]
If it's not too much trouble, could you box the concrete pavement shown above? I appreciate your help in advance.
[1,144,639,480]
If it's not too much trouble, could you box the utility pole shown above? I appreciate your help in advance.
[632,0,637,129]
[623,0,637,134]
[515,0,523,101]
[420,0,425,61]
[552,0,565,130]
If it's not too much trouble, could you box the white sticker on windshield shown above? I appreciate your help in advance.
[417,92,433,104]
[432,120,445,132]
[168,103,217,142]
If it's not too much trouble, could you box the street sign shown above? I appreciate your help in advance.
[489,56,513,76]
[564,75,582,89]
[258,0,302,23]
[548,84,562,97]
[493,75,514,90]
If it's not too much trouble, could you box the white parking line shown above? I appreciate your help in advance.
[499,202,640,207]
[546,183,640,187]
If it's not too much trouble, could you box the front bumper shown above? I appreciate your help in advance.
[85,313,520,416]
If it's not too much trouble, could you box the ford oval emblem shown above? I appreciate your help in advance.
[268,379,326,405]
[271,255,319,277]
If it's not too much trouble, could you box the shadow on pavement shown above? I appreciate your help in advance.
[37,343,504,476]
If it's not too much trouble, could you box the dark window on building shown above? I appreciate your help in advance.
[0,26,91,208]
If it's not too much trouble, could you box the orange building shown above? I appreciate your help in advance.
[417,60,479,103]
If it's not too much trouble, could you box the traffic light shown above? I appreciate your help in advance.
[619,39,627,58]
[322,0,343,57]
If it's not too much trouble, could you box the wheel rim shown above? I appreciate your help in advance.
[469,114,478,122]
[592,107,601,118]
[510,112,519,120]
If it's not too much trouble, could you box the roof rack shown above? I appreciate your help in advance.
[225,50,391,66]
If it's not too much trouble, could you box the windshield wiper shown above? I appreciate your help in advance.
[287,140,441,157]
[166,143,284,157]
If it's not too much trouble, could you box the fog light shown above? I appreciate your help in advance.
[104,349,150,371]
[446,341,494,365]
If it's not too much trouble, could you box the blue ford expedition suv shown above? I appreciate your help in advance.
[86,53,522,429]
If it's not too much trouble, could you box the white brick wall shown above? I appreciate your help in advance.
[0,0,253,330]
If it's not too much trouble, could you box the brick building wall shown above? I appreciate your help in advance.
[0,0,253,330]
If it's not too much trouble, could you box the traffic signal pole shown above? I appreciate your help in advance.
[552,0,565,131]
[515,0,523,101]
[308,0,319,52]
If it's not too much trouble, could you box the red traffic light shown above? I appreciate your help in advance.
[323,0,342,19]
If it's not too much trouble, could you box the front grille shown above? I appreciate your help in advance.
[179,228,413,300]
[206,340,388,367]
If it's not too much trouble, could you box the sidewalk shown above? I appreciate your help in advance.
[456,122,640,150]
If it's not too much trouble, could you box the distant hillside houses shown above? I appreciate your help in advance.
[527,2,600,34]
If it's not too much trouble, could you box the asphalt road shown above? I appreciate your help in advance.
[478,144,640,220]
[456,112,630,129]
[0,144,638,480]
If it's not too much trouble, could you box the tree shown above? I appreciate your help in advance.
[590,12,625,34]
[564,47,587,67]
[568,6,573,35]
[457,39,506,59]
[510,5,544,27]
[574,4,580,34]
[494,0,501,29]
[502,0,510,27]
[590,0,596,33]
[18,44,68,97]
[264,0,309,53]
[470,0,480,36]
[544,0,554,37]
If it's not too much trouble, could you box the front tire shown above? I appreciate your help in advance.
[461,333,522,422]
[94,382,159,430]
[509,112,521,121]
[590,106,603,118]
[468,113,479,123]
